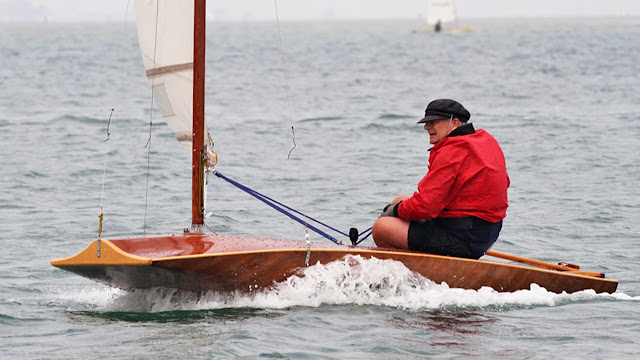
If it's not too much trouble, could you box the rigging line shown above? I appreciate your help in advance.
[98,108,115,238]
[143,138,152,235]
[360,226,373,234]
[356,229,373,245]
[273,0,310,235]
[98,135,109,239]
[203,221,218,234]
[216,172,374,246]
[273,1,296,159]
[203,168,218,234]
[143,0,161,235]
[98,0,131,238]
[144,7,158,151]
[202,163,218,236]
[215,172,340,244]
[215,171,345,240]
[104,0,131,144]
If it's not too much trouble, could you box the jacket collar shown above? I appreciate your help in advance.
[429,123,475,151]
[448,123,475,137]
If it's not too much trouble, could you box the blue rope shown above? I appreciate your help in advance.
[356,227,373,245]
[213,171,373,245]
[214,171,340,243]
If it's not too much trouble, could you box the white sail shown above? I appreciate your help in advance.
[134,0,196,148]
[426,0,457,25]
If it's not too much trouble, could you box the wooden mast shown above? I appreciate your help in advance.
[191,0,206,231]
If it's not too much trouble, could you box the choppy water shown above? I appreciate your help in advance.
[1,17,640,359]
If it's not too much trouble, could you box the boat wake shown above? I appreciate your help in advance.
[57,255,637,313]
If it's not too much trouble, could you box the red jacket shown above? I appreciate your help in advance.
[398,124,509,223]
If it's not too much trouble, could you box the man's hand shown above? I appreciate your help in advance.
[379,202,400,218]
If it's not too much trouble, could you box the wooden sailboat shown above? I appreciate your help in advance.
[412,0,474,34]
[51,0,617,295]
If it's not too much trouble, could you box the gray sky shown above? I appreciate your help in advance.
[1,0,639,22]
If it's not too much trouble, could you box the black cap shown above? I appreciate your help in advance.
[418,99,471,124]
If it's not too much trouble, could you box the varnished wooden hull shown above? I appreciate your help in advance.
[51,234,618,294]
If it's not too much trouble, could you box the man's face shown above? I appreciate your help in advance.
[423,118,454,144]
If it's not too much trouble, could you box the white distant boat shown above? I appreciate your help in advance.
[412,0,474,34]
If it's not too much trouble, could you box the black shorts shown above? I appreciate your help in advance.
[407,217,502,259]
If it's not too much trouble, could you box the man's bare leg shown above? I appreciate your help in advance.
[372,195,412,249]
[372,216,410,249]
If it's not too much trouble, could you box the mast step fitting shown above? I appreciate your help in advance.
[187,224,205,234]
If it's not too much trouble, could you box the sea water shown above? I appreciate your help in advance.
[1,17,640,358]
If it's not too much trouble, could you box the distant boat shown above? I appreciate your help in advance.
[51,0,617,295]
[412,0,474,34]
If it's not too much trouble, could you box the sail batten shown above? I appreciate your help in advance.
[146,62,194,77]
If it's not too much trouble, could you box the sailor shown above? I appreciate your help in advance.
[372,99,509,259]
[434,19,442,32]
